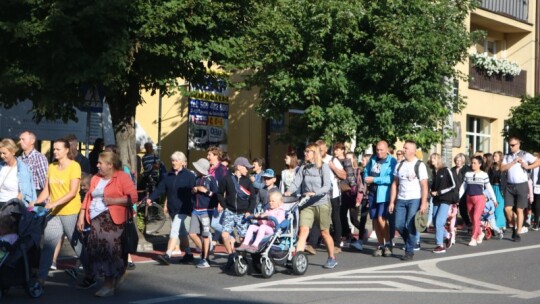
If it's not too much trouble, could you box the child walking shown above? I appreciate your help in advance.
[238,191,286,253]
[482,197,504,239]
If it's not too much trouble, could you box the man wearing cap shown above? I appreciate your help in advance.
[389,140,428,261]
[256,169,280,212]
[190,158,219,268]
[217,156,257,271]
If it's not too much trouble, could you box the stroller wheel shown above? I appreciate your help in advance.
[261,257,275,279]
[291,252,308,275]
[233,256,248,277]
[25,278,43,298]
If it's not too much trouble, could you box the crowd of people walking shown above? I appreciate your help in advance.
[2,130,539,298]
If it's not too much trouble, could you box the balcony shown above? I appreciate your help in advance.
[468,65,527,97]
[479,0,529,22]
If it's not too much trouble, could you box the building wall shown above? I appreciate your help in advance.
[136,80,267,170]
[449,2,536,160]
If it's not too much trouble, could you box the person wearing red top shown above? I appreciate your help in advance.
[76,152,138,297]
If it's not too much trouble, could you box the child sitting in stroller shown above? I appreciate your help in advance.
[0,214,18,260]
[237,192,285,253]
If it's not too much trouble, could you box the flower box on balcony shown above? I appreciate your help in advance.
[468,64,526,98]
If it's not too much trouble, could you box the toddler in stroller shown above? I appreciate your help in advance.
[237,191,286,253]
[0,199,47,299]
[233,193,310,278]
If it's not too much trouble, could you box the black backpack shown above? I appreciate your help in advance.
[396,159,423,181]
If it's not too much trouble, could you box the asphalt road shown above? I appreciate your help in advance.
[5,228,540,304]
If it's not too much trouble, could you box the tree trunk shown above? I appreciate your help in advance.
[107,78,140,180]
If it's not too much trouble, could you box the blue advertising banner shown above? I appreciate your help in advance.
[188,76,229,151]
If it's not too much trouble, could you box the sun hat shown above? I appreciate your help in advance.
[193,158,210,176]
[415,209,429,232]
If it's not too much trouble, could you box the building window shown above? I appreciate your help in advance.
[466,116,492,157]
[476,39,505,58]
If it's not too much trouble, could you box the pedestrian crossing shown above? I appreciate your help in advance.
[228,244,540,299]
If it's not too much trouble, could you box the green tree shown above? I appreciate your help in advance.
[0,0,251,169]
[229,0,477,149]
[504,95,540,152]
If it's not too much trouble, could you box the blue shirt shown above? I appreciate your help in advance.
[364,155,397,203]
[0,160,36,206]
[194,175,218,210]
[149,168,196,216]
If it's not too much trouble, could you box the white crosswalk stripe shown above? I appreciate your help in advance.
[228,244,540,299]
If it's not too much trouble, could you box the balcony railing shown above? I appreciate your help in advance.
[468,65,527,97]
[479,0,529,22]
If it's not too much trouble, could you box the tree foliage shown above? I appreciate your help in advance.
[229,0,477,149]
[0,0,252,168]
[504,95,540,152]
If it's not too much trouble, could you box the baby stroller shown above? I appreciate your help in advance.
[0,199,47,299]
[233,196,310,278]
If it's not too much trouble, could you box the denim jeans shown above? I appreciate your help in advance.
[432,203,450,246]
[394,199,420,254]
[388,210,395,243]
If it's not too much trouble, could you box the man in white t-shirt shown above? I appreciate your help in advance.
[501,137,536,242]
[389,140,428,261]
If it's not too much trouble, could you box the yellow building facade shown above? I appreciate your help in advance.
[137,1,537,170]
[448,1,537,159]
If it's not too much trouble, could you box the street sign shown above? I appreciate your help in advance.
[78,85,105,113]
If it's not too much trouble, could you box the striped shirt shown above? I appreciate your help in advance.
[18,149,48,191]
[459,171,496,201]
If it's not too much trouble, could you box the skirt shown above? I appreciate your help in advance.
[493,185,507,229]
[87,211,127,278]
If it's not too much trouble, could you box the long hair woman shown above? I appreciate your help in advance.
[490,151,507,230]
[77,151,138,297]
[429,153,456,253]
[279,151,299,194]
[284,143,337,269]
[32,138,85,286]
[458,156,497,247]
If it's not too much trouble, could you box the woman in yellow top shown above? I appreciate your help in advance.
[31,138,88,286]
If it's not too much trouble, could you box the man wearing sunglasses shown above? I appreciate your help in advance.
[501,137,536,242]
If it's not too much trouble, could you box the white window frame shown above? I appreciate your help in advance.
[466,116,492,156]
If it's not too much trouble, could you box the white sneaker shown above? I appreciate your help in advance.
[521,227,529,234]
[468,238,478,246]
[477,232,485,244]
[350,240,363,251]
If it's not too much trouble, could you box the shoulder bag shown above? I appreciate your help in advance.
[121,197,139,254]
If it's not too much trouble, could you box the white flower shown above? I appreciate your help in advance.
[469,52,521,77]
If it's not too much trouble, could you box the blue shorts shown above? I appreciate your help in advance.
[221,209,248,237]
[368,191,388,219]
